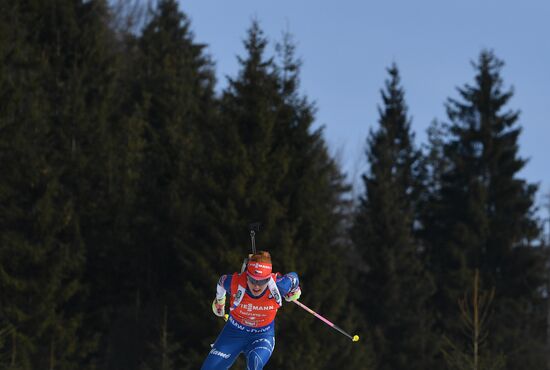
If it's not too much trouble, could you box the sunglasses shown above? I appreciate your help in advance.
[247,276,270,286]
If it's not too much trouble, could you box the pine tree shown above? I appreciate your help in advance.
[428,50,546,369]
[351,64,435,370]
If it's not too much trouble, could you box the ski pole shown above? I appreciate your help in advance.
[293,300,359,342]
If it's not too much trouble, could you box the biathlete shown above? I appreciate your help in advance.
[201,251,301,370]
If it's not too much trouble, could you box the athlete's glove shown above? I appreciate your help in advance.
[212,296,226,317]
[284,286,301,302]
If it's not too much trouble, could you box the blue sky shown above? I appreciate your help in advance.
[179,0,549,216]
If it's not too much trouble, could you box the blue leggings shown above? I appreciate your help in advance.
[201,318,275,370]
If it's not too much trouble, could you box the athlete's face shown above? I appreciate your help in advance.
[247,276,269,296]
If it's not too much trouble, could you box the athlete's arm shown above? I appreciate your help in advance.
[216,274,232,299]
[212,274,233,317]
[275,272,299,297]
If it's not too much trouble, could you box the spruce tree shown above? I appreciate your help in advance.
[139,307,180,370]
[0,2,48,367]
[94,1,217,368]
[74,2,151,368]
[428,50,546,369]
[43,1,124,368]
[180,21,287,369]
[420,119,450,196]
[0,1,118,367]
[184,22,371,369]
[351,64,435,370]
[268,32,372,370]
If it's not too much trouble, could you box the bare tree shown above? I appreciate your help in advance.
[441,270,506,370]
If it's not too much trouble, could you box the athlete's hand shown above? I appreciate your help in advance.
[212,296,226,317]
[284,286,301,302]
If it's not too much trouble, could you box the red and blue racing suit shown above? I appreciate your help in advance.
[201,271,299,370]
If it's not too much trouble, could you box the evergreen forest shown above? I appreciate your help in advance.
[0,1,549,369]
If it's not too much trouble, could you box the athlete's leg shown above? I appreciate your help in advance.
[201,345,239,370]
[201,324,246,370]
[244,335,275,370]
